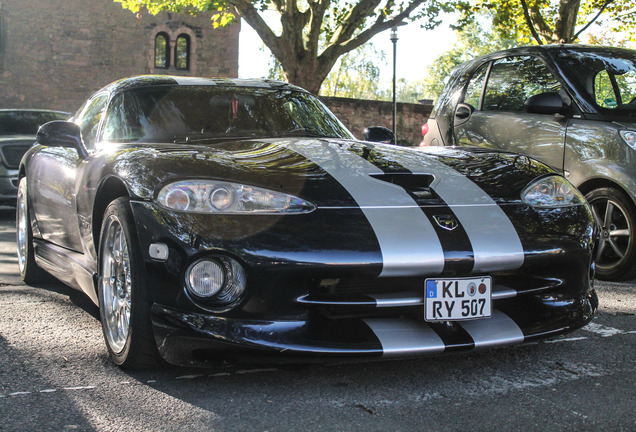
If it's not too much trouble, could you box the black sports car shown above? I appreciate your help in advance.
[18,76,598,368]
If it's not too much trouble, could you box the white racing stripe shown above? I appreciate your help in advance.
[365,310,524,355]
[386,146,525,272]
[460,310,525,348]
[284,140,445,276]
[364,318,446,357]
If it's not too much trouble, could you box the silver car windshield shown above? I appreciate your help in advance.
[555,49,636,116]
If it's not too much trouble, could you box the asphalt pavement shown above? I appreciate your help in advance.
[0,207,634,432]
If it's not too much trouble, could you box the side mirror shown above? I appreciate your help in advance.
[525,92,565,115]
[36,121,88,158]
[363,126,395,144]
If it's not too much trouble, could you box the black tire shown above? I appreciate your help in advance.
[586,187,636,281]
[16,177,54,285]
[97,197,158,369]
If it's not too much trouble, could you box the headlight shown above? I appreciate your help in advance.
[157,180,316,214]
[522,175,586,208]
[185,256,246,306]
[620,130,636,150]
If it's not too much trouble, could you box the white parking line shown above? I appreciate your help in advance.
[1,324,633,399]
[0,368,280,398]
[544,336,589,344]
[583,323,630,337]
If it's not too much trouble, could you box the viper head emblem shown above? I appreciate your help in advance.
[433,215,459,231]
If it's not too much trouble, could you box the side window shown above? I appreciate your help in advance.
[595,70,636,108]
[463,63,489,109]
[76,94,109,149]
[615,71,636,105]
[594,70,617,108]
[483,56,561,112]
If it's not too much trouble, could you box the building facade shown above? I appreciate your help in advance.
[0,0,239,113]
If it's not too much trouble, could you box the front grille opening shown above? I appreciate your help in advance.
[313,276,425,296]
[2,144,31,168]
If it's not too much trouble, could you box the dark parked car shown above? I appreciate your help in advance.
[0,109,69,205]
[421,45,636,281]
[18,75,597,368]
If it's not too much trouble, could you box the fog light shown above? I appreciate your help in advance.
[186,259,225,297]
[185,256,247,306]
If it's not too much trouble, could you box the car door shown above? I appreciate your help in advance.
[454,55,568,172]
[30,93,109,252]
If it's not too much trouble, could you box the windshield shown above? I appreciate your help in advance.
[0,110,69,135]
[101,86,354,143]
[554,49,636,117]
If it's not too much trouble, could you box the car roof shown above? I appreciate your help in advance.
[469,44,636,64]
[98,75,308,95]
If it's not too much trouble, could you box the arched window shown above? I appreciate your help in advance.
[154,32,170,69]
[175,34,190,70]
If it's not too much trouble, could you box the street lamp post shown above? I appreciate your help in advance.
[391,26,398,142]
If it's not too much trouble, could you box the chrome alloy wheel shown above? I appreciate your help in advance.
[16,178,28,276]
[590,197,632,269]
[100,216,132,354]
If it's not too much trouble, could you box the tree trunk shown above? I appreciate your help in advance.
[554,0,581,43]
[278,53,338,94]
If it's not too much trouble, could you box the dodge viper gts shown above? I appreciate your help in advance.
[18,76,598,368]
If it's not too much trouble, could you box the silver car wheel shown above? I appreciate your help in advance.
[591,198,631,267]
[100,216,132,354]
[16,178,28,276]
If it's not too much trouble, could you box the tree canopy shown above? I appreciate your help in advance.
[454,0,636,45]
[115,0,451,93]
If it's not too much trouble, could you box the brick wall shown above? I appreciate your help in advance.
[0,0,239,113]
[322,96,433,147]
[0,0,430,143]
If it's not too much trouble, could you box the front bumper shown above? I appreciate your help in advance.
[129,201,597,366]
[151,289,597,366]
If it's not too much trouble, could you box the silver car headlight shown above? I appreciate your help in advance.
[522,175,586,208]
[620,130,636,150]
[157,180,316,214]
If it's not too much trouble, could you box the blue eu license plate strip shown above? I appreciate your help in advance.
[424,277,492,322]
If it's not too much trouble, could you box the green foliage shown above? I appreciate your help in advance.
[419,20,521,100]
[115,0,238,27]
[320,44,385,99]
[453,0,636,45]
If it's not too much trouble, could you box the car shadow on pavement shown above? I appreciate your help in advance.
[0,206,99,321]
[0,333,99,431]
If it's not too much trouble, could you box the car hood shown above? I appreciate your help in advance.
[613,120,636,130]
[108,138,553,207]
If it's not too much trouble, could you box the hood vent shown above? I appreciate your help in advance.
[370,173,439,203]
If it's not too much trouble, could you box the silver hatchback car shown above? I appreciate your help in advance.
[422,45,636,280]
[0,109,69,205]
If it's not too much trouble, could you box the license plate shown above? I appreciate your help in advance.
[424,277,492,322]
